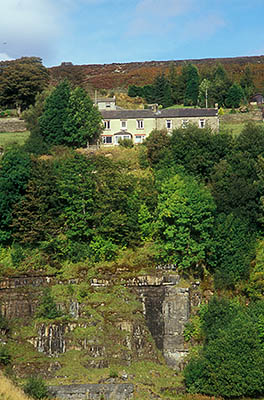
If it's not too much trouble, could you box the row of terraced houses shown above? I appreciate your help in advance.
[96,98,219,145]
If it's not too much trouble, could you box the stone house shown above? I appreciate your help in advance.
[100,107,219,145]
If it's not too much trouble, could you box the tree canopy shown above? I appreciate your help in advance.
[38,81,103,147]
[0,57,49,113]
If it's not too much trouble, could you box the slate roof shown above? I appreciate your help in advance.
[101,108,218,119]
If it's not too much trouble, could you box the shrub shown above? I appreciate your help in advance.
[0,345,11,365]
[35,288,62,320]
[0,311,9,331]
[23,376,49,400]
[118,138,134,148]
[184,298,264,398]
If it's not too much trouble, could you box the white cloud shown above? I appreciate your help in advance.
[128,0,194,36]
[0,53,13,62]
[0,0,92,64]
[181,14,226,40]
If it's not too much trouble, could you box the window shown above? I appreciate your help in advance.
[166,120,172,129]
[135,135,145,144]
[114,134,131,144]
[102,136,112,144]
[106,102,111,108]
[104,120,110,129]
[120,120,127,130]
[137,120,144,129]
[182,119,189,128]
[199,119,205,128]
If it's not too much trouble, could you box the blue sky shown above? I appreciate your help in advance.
[0,0,263,67]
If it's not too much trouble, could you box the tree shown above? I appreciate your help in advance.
[63,87,103,146]
[210,213,256,288]
[183,64,200,106]
[35,288,62,319]
[0,57,49,114]
[152,73,173,108]
[22,89,51,155]
[240,65,255,100]
[154,174,216,271]
[170,125,233,179]
[184,298,264,398]
[210,64,232,107]
[39,81,103,147]
[225,83,244,108]
[144,129,171,167]
[198,79,211,107]
[0,147,32,244]
[39,80,71,145]
[12,159,62,245]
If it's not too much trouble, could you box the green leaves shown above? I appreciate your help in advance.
[154,174,215,270]
[39,82,103,148]
[184,298,264,398]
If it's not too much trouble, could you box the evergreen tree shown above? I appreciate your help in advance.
[63,87,103,147]
[39,80,71,145]
[210,64,232,106]
[240,65,255,100]
[225,83,244,108]
[153,73,173,108]
[184,64,200,106]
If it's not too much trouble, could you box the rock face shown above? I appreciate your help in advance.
[48,383,134,400]
[0,274,195,370]
[134,276,190,369]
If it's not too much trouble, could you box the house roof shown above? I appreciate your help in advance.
[96,97,116,103]
[101,108,218,120]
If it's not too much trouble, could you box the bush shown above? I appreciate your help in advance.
[23,376,49,400]
[118,138,134,148]
[35,288,62,320]
[0,311,9,331]
[184,298,264,398]
[0,345,11,365]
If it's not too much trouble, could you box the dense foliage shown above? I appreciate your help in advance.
[37,80,103,148]
[184,297,264,398]
[1,118,264,397]
[128,62,254,108]
[0,57,49,113]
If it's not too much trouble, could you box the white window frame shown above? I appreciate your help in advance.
[166,120,172,129]
[182,119,189,129]
[114,134,131,145]
[135,135,145,144]
[136,119,144,129]
[199,119,205,128]
[104,120,110,130]
[120,120,127,130]
[102,135,112,144]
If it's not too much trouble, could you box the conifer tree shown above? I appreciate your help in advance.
[184,64,200,106]
[39,80,70,145]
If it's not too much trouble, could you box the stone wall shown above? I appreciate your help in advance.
[48,383,134,400]
[0,118,27,132]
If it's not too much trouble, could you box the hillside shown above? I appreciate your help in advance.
[0,372,32,400]
[49,55,264,92]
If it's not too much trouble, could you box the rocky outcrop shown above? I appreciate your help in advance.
[48,383,134,400]
[0,274,198,370]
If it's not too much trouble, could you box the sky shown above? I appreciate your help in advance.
[0,0,263,67]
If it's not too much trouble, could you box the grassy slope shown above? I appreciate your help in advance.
[0,371,32,400]
[0,131,30,148]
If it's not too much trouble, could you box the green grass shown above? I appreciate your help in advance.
[0,131,30,148]
[165,104,195,109]
[220,121,263,137]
